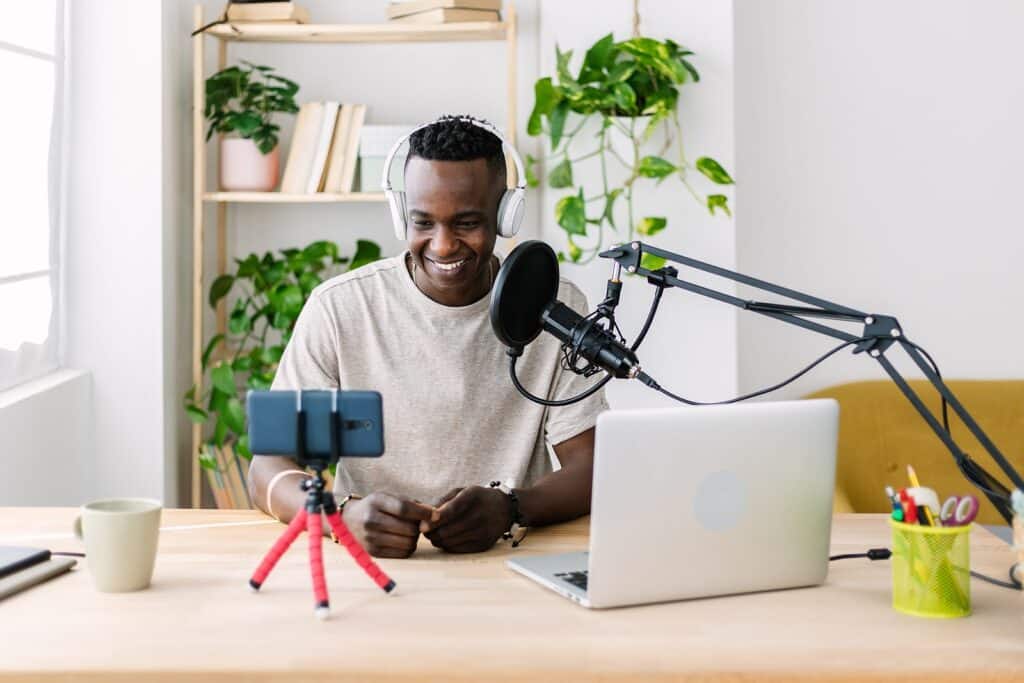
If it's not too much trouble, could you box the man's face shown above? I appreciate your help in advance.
[404,156,503,305]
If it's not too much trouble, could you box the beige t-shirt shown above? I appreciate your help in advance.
[271,251,609,503]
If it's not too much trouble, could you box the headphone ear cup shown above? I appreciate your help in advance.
[387,190,408,242]
[496,188,525,238]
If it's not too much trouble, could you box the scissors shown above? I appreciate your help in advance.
[939,495,979,526]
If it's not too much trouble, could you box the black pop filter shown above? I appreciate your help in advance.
[489,240,559,349]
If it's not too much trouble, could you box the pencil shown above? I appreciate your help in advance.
[907,465,937,526]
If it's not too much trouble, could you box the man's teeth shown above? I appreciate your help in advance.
[434,259,467,271]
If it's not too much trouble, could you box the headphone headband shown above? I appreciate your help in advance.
[380,115,526,192]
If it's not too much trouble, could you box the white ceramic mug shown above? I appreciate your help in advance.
[73,498,162,592]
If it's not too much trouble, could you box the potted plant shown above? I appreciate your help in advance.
[526,34,733,269]
[183,239,382,507]
[205,60,299,192]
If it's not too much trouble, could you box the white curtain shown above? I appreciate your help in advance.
[0,1,66,391]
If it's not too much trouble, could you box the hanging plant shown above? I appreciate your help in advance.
[527,33,733,269]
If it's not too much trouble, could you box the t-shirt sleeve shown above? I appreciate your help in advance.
[543,282,610,446]
[271,292,339,390]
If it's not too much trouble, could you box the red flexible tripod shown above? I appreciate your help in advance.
[248,397,394,619]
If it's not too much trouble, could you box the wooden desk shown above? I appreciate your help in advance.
[0,509,1021,681]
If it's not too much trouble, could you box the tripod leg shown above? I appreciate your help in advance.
[324,510,396,593]
[250,509,307,591]
[307,510,330,620]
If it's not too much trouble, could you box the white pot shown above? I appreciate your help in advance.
[606,115,653,164]
[219,137,280,192]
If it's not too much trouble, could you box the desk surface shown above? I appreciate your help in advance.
[0,509,1021,682]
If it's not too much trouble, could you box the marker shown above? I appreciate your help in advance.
[907,465,936,526]
[885,486,904,522]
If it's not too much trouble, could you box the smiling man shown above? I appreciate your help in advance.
[249,115,607,557]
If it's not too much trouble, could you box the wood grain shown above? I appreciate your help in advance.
[0,510,1021,682]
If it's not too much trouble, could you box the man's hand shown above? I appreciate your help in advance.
[341,492,437,559]
[423,486,512,553]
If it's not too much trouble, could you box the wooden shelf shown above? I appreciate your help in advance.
[203,191,387,203]
[206,21,509,44]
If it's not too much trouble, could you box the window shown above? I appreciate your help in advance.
[0,1,66,391]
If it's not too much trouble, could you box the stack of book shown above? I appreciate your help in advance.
[226,2,310,24]
[386,0,502,24]
[280,102,367,195]
[205,445,251,509]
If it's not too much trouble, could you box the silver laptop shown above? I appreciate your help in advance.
[507,399,839,608]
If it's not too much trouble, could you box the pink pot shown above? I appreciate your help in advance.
[219,138,280,191]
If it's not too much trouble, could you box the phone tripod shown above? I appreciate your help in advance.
[248,397,394,619]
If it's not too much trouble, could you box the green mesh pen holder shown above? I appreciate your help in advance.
[889,518,971,618]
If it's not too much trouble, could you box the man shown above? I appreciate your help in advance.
[249,115,607,558]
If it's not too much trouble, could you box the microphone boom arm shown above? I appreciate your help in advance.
[600,241,1024,525]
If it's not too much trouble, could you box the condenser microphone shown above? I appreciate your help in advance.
[489,241,641,379]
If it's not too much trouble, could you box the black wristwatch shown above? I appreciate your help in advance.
[489,481,529,547]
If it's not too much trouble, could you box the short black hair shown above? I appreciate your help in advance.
[406,115,506,180]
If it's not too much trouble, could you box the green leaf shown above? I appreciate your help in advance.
[584,33,615,73]
[532,76,559,116]
[208,275,234,309]
[211,363,236,395]
[272,311,294,330]
[201,333,224,368]
[555,45,579,90]
[557,251,567,263]
[208,387,228,413]
[198,447,218,471]
[185,404,208,424]
[696,157,734,185]
[567,240,583,263]
[232,355,253,372]
[223,397,246,434]
[607,61,636,84]
[640,254,668,271]
[707,194,732,217]
[637,216,667,236]
[548,158,573,189]
[527,108,542,137]
[228,308,252,335]
[555,190,587,236]
[524,154,540,188]
[298,271,322,294]
[247,372,274,391]
[549,100,570,151]
[612,82,637,115]
[214,419,227,447]
[637,156,677,181]
[277,284,304,316]
[236,434,252,460]
[349,239,382,271]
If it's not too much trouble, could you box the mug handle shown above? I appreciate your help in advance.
[73,515,83,540]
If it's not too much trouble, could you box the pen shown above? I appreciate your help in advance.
[907,465,936,526]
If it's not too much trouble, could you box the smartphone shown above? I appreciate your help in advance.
[246,390,384,463]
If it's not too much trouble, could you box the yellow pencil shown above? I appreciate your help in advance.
[907,465,937,526]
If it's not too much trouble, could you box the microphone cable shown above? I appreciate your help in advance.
[509,285,666,407]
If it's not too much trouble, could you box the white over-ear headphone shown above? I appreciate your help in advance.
[381,115,527,242]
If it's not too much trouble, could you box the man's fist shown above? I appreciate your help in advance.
[341,492,437,558]
[423,486,512,554]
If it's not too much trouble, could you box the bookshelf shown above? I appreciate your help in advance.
[190,3,519,507]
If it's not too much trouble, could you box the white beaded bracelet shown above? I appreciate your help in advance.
[266,469,307,521]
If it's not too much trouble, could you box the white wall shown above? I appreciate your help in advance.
[59,0,186,504]
[538,1,736,408]
[734,0,1024,399]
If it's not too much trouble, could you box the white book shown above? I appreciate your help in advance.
[306,101,340,193]
[339,104,367,193]
[323,104,354,193]
[280,102,324,194]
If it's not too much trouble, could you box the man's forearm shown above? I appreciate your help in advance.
[248,456,309,524]
[513,459,593,527]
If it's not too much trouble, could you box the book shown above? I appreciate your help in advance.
[220,446,251,509]
[306,101,340,193]
[280,101,324,194]
[226,2,310,23]
[206,463,232,509]
[323,104,355,194]
[386,0,502,20]
[391,7,501,23]
[339,104,367,193]
[213,447,237,509]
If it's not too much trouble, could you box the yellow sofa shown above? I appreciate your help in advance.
[805,380,1024,524]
